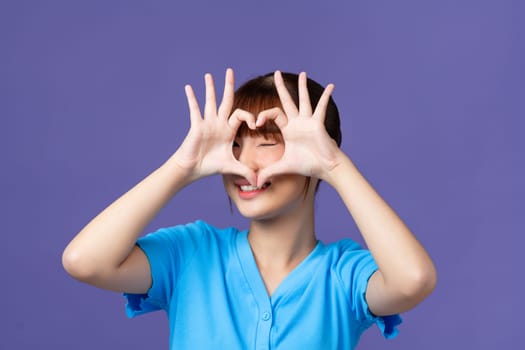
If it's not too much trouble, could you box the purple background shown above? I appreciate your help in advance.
[1,0,522,348]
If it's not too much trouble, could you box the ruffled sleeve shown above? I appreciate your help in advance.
[122,221,208,318]
[358,264,402,339]
[334,240,402,339]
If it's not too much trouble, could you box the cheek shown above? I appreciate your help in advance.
[274,175,308,196]
[258,147,284,165]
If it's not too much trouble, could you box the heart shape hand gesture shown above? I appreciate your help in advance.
[174,69,342,188]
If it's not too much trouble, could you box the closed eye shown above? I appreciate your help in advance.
[259,143,277,147]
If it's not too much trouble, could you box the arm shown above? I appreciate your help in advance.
[62,157,193,294]
[324,153,437,316]
[257,71,437,316]
[62,69,257,294]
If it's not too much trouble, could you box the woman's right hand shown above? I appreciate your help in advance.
[172,68,257,185]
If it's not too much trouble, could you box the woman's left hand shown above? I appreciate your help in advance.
[256,71,343,187]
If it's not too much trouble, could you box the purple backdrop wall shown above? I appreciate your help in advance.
[1,0,522,349]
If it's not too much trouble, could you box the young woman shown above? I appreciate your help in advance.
[62,69,437,349]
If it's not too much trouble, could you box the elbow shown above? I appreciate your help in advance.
[62,245,99,283]
[402,264,438,302]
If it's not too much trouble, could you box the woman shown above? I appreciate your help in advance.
[62,69,437,349]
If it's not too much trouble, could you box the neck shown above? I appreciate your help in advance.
[247,200,317,271]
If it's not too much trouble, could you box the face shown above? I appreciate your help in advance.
[222,133,310,221]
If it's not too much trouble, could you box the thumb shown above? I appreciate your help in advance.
[223,162,257,186]
[257,161,290,188]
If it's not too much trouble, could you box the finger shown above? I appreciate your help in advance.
[228,108,256,130]
[256,107,288,129]
[204,73,217,119]
[256,161,291,188]
[298,72,313,116]
[274,70,299,118]
[218,68,235,119]
[184,84,202,124]
[313,83,335,123]
[223,163,257,186]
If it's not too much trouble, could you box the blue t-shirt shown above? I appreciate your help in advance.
[124,220,401,349]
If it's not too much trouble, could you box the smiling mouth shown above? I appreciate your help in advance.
[238,182,271,192]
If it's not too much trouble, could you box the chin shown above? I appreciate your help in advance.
[234,203,279,221]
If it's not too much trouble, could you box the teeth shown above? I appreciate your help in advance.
[239,182,270,192]
[240,185,262,191]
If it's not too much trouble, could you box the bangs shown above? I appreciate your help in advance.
[232,78,283,141]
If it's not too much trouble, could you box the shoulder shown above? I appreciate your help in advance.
[322,239,377,284]
[142,220,241,243]
[136,220,243,258]
[136,220,244,276]
[322,238,368,259]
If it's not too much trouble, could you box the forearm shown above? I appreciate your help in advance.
[325,152,437,296]
[62,154,194,280]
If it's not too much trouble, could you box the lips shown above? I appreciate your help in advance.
[235,181,272,199]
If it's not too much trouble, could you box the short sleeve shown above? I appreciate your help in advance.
[334,240,402,339]
[123,221,208,318]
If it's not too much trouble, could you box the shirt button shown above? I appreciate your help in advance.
[262,312,271,321]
